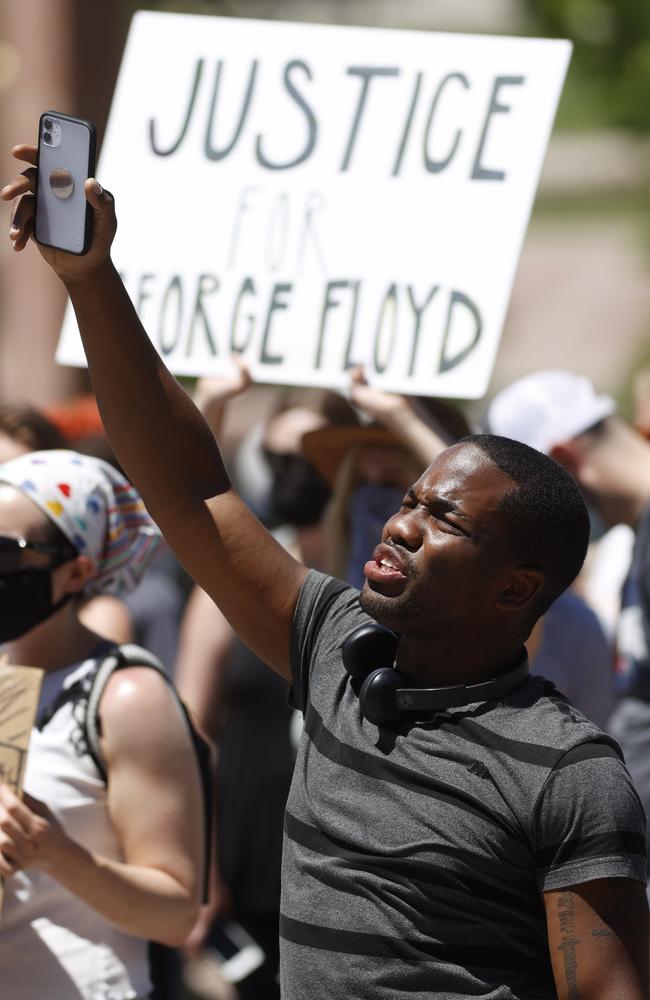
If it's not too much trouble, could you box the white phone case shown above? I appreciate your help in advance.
[35,112,96,255]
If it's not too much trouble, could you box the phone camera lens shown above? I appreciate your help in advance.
[43,118,53,130]
[43,131,52,144]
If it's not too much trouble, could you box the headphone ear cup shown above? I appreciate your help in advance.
[342,624,399,680]
[359,668,403,726]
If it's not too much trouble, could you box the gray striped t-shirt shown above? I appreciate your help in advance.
[280,571,647,1000]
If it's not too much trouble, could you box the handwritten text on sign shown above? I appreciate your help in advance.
[57,14,570,398]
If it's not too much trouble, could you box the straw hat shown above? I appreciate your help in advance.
[302,424,397,486]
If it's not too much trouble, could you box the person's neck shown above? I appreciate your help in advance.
[6,603,106,673]
[395,631,525,687]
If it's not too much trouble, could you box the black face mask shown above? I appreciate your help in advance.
[264,452,331,528]
[0,568,71,644]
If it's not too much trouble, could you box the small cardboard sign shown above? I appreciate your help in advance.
[56,12,571,398]
[0,660,44,915]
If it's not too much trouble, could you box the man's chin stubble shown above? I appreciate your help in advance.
[360,581,420,630]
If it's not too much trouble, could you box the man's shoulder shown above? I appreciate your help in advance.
[491,674,620,759]
[290,570,370,712]
[294,570,366,640]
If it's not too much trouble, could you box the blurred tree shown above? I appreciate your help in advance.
[525,0,650,129]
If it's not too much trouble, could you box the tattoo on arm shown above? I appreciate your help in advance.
[556,892,582,1000]
[591,927,616,938]
[551,881,649,998]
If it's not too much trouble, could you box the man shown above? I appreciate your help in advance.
[488,369,650,856]
[3,149,649,999]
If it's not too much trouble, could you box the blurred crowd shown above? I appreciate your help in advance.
[3,356,650,998]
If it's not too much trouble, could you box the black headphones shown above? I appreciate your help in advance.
[341,623,529,727]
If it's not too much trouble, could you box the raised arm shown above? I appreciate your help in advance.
[349,367,448,469]
[175,584,235,738]
[2,145,306,678]
[174,587,237,954]
[544,879,649,999]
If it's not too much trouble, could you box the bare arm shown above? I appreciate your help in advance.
[175,584,234,738]
[175,589,236,953]
[349,368,447,469]
[2,146,306,678]
[0,668,204,946]
[544,879,649,999]
[79,593,134,645]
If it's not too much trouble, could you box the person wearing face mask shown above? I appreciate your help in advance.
[0,398,139,648]
[0,449,205,1000]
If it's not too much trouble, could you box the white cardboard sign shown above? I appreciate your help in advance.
[56,12,571,398]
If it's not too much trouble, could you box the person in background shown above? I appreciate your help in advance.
[177,375,358,1000]
[0,449,205,1000]
[523,587,614,730]
[0,401,67,461]
[0,400,134,643]
[47,392,189,670]
[487,370,648,785]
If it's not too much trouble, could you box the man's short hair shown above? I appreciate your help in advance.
[466,434,590,621]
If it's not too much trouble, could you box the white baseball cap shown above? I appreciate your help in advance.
[486,370,615,455]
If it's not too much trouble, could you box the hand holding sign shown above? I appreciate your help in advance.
[348,367,450,471]
[0,785,67,878]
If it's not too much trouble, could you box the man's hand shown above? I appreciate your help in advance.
[194,363,253,412]
[349,366,412,425]
[0,784,70,876]
[2,143,116,284]
[349,367,447,470]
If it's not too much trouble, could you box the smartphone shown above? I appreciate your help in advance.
[35,111,97,255]
[205,920,265,983]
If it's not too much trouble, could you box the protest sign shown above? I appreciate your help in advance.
[0,660,43,917]
[56,13,570,398]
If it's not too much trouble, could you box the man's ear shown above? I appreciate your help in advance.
[497,567,545,613]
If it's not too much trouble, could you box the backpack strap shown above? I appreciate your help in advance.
[85,643,213,901]
[85,643,170,780]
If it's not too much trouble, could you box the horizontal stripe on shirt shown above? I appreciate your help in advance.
[285,810,532,913]
[280,914,546,975]
[535,829,646,870]
[304,703,523,839]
